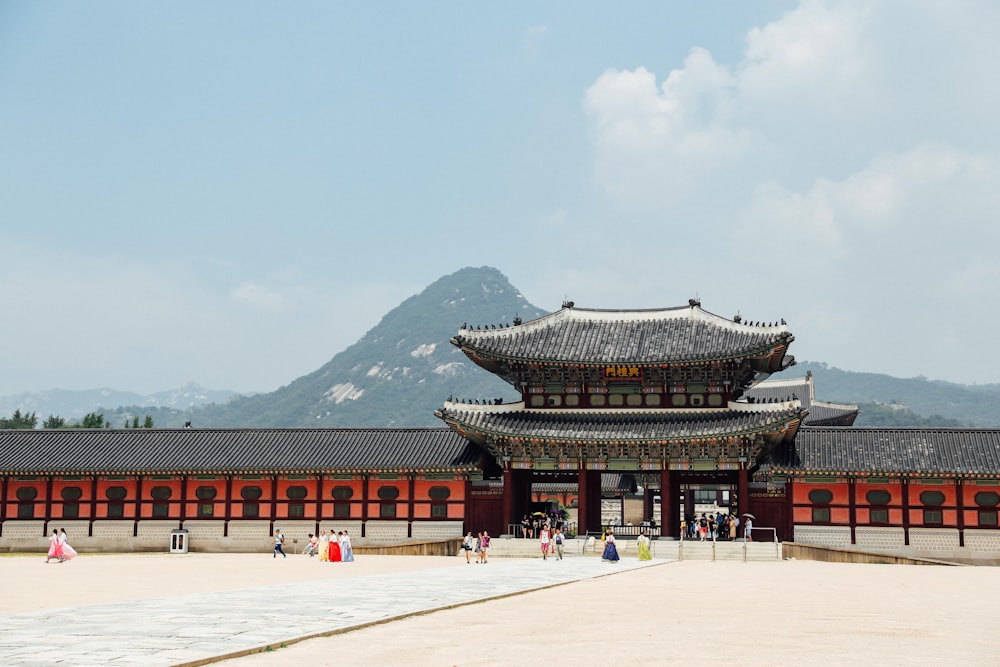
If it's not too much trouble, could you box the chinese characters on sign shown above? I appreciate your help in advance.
[604,366,641,379]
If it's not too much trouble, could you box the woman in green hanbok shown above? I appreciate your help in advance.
[636,530,652,561]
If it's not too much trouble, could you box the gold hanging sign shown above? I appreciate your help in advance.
[604,366,641,379]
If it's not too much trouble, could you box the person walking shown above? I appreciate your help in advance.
[59,529,77,561]
[341,530,354,562]
[601,529,620,563]
[553,528,565,560]
[637,529,652,561]
[479,531,490,564]
[744,516,754,542]
[462,531,475,563]
[539,525,551,560]
[46,529,63,563]
[328,531,342,562]
[272,528,287,558]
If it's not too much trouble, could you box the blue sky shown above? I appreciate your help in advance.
[2,1,999,396]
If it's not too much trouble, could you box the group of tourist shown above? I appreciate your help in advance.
[272,528,354,561]
[538,525,566,560]
[461,530,491,563]
[684,512,750,541]
[45,528,77,563]
[519,513,567,539]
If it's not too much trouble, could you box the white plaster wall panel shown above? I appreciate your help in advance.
[411,521,463,540]
[909,528,960,551]
[855,527,905,550]
[793,525,852,548]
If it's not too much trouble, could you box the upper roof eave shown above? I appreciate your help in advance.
[451,304,794,366]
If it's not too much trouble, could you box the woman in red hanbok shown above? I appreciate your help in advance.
[328,531,342,562]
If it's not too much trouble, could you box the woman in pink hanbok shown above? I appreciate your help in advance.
[59,528,77,561]
[46,529,63,563]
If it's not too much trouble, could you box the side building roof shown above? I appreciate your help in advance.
[0,428,483,476]
[452,303,795,369]
[746,373,859,426]
[769,427,1000,477]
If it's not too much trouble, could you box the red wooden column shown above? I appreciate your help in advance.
[955,477,965,547]
[660,468,675,538]
[848,477,857,545]
[577,468,590,535]
[581,470,602,535]
[901,478,911,545]
[738,465,749,521]
[224,475,233,538]
[44,476,54,529]
[502,466,514,534]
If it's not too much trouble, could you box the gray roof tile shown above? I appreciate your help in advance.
[0,428,482,475]
[771,427,1000,476]
[452,305,794,365]
[436,404,806,443]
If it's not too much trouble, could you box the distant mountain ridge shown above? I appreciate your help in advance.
[5,266,1000,428]
[0,382,240,425]
[782,362,1000,428]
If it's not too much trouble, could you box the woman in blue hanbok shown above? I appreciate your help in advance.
[340,530,354,562]
[601,529,620,562]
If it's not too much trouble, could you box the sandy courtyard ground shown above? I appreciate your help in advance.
[4,552,1000,666]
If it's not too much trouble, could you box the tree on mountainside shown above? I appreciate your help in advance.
[0,409,37,429]
[79,412,108,429]
[43,415,66,429]
[123,415,155,428]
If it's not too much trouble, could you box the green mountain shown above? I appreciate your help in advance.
[784,362,1000,427]
[187,266,546,427]
[61,268,1000,429]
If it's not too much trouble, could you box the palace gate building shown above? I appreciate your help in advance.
[2,300,1000,562]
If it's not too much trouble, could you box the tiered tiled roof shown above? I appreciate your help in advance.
[436,401,806,445]
[452,304,795,368]
[0,428,482,476]
[746,374,858,426]
[770,427,1000,476]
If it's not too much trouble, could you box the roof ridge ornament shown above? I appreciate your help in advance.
[688,296,701,308]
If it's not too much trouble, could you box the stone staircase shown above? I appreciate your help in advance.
[486,536,781,561]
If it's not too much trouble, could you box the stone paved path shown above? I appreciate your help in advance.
[0,557,666,666]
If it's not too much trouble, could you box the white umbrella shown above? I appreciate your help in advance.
[742,513,756,520]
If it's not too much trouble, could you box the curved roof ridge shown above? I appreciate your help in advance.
[458,304,790,336]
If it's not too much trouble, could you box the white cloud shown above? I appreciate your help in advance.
[738,1,869,106]
[583,50,751,198]
[739,143,996,254]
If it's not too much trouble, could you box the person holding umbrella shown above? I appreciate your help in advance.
[743,514,754,542]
